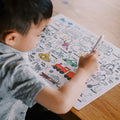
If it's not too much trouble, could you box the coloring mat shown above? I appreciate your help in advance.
[28,14,120,110]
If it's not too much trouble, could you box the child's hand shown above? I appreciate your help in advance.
[77,51,99,76]
[35,51,99,114]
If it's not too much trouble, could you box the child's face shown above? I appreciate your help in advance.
[5,19,51,52]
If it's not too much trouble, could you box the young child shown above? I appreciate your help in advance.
[0,0,99,120]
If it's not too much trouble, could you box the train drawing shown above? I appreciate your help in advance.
[52,63,75,80]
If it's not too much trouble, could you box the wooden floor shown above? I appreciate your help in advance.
[52,0,120,120]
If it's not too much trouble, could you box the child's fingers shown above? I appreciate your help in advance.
[83,53,91,57]
[80,50,99,59]
[91,50,99,57]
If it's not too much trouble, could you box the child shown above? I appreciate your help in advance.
[0,0,99,120]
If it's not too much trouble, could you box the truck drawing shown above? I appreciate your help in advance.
[52,63,75,80]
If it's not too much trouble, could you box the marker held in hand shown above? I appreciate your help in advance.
[91,35,104,53]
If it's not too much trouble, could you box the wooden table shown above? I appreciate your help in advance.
[52,0,120,120]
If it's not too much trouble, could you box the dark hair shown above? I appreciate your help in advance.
[0,0,53,41]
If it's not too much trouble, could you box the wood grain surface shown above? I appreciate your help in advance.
[52,0,120,120]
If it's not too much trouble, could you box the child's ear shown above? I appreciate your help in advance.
[5,32,20,47]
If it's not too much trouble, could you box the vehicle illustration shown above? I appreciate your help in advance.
[40,72,59,85]
[64,71,75,80]
[63,58,77,67]
[52,63,75,80]
[38,52,50,62]
[52,63,70,74]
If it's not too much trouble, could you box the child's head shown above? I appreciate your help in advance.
[0,0,53,51]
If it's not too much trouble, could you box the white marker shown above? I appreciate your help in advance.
[91,35,104,52]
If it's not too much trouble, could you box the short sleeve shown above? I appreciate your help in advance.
[10,64,49,107]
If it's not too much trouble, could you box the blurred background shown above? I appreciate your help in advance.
[52,0,120,48]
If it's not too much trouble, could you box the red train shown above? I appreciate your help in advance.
[52,63,75,80]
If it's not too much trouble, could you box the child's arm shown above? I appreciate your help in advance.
[34,51,99,114]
